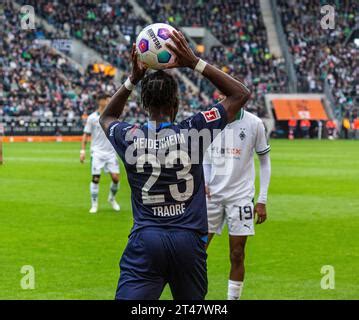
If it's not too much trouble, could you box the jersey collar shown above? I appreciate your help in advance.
[144,121,172,131]
[236,109,244,121]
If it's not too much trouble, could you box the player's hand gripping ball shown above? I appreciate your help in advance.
[136,23,177,70]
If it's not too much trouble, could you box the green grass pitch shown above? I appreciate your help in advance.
[0,140,358,299]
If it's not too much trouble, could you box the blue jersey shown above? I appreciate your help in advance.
[106,103,228,236]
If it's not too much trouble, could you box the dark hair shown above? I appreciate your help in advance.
[96,93,111,101]
[141,70,179,113]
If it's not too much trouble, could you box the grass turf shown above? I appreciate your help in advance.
[0,140,358,299]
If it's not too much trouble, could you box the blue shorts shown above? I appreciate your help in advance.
[115,227,208,300]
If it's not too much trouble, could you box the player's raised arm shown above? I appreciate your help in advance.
[166,31,251,122]
[99,44,147,133]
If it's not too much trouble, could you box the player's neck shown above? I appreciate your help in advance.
[149,113,172,124]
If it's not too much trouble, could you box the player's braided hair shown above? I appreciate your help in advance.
[141,70,179,113]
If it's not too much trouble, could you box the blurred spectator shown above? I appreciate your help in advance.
[325,119,336,140]
[353,116,359,139]
[300,119,311,138]
[288,118,297,139]
[342,116,351,139]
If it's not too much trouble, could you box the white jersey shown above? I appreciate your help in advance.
[204,109,270,202]
[84,112,117,159]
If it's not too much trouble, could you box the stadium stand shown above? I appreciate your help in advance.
[16,0,287,118]
[277,0,358,118]
[137,0,288,117]
[20,0,144,72]
[2,0,357,137]
[1,2,123,134]
[15,0,208,117]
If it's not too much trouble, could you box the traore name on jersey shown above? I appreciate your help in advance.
[106,104,228,235]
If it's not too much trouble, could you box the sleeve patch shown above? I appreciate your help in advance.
[201,107,221,123]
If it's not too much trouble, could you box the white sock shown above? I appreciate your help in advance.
[90,182,99,207]
[109,182,119,200]
[227,280,244,300]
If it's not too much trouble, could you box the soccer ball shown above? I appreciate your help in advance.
[136,23,177,70]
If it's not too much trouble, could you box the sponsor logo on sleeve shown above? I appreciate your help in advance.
[201,107,221,123]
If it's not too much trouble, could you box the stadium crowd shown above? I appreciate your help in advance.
[17,0,288,118]
[277,0,358,118]
[21,0,144,72]
[2,0,357,137]
[0,5,119,120]
[15,0,209,116]
[137,0,288,117]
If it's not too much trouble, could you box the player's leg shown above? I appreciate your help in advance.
[228,235,247,300]
[226,200,255,300]
[108,172,120,211]
[205,232,215,250]
[90,155,103,213]
[90,175,100,213]
[115,229,167,300]
[106,158,120,211]
[167,230,208,300]
[206,200,225,250]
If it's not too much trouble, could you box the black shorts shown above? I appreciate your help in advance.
[115,227,208,300]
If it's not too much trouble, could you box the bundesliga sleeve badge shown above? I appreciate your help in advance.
[201,107,221,123]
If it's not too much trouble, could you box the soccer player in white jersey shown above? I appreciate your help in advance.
[80,94,120,213]
[204,107,271,300]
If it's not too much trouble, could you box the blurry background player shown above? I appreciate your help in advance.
[99,30,251,300]
[80,94,120,214]
[204,108,271,300]
[300,119,311,138]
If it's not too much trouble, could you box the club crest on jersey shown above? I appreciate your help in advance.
[201,107,221,123]
[239,129,246,140]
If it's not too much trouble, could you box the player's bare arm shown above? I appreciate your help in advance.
[166,30,251,122]
[99,44,147,133]
[255,152,271,224]
[203,162,212,200]
[254,203,267,224]
[80,133,90,163]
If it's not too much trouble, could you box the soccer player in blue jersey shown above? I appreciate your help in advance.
[100,30,251,300]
